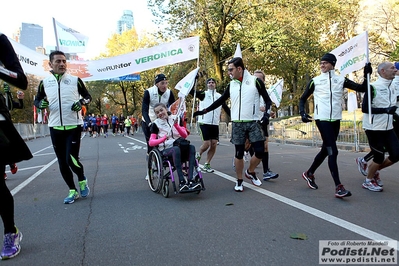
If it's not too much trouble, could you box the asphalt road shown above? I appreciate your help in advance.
[3,131,399,266]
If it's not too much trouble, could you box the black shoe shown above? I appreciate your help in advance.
[335,184,352,198]
[302,171,318,189]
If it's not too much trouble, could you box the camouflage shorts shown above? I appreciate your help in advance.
[231,121,265,145]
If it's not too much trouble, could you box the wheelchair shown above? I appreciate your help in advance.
[147,147,205,198]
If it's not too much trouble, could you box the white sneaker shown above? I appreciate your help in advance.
[355,157,368,176]
[195,152,201,162]
[245,170,262,186]
[234,180,244,192]
[145,174,149,180]
[362,179,383,192]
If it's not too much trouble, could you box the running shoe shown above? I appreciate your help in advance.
[201,163,214,173]
[245,169,262,186]
[64,190,79,204]
[362,179,383,192]
[234,179,244,192]
[302,171,318,189]
[1,228,22,260]
[79,178,90,198]
[355,157,368,176]
[195,152,201,162]
[263,170,279,180]
[10,164,17,175]
[373,171,383,187]
[335,184,352,198]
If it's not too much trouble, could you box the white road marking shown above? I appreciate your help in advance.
[210,167,398,250]
[11,158,58,196]
[6,165,47,173]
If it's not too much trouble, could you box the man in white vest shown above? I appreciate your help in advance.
[141,74,176,155]
[190,78,230,173]
[299,53,371,198]
[35,51,92,204]
[194,57,272,192]
[361,62,399,192]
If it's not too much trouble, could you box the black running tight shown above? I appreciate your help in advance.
[308,120,341,186]
[0,164,15,234]
[50,127,85,190]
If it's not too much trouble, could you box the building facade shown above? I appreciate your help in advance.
[117,10,134,34]
[19,23,43,51]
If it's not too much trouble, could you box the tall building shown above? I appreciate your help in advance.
[117,10,134,34]
[19,23,43,51]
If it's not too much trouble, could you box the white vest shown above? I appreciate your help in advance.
[312,70,345,120]
[393,75,399,112]
[42,73,83,127]
[198,90,222,125]
[153,115,181,151]
[142,85,171,123]
[230,70,261,121]
[363,77,397,131]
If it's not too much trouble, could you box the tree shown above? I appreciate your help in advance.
[90,28,160,116]
[148,0,266,81]
[246,0,362,114]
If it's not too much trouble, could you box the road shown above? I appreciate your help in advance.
[4,131,399,265]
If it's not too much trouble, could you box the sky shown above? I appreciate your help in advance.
[0,0,158,60]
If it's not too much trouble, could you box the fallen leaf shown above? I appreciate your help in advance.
[290,233,307,240]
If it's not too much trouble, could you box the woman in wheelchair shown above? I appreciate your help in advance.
[149,103,200,192]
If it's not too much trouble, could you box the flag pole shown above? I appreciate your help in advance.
[52,18,60,51]
[190,57,200,130]
[365,31,372,124]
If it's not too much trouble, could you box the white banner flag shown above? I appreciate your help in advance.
[8,36,200,81]
[175,67,200,96]
[267,79,283,108]
[347,90,358,113]
[234,43,242,58]
[53,18,89,53]
[331,31,368,76]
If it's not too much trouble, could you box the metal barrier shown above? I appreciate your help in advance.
[216,119,369,152]
[14,123,50,141]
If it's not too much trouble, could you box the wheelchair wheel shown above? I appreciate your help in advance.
[147,149,163,193]
[161,179,169,198]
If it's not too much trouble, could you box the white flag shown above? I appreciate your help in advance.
[234,43,242,58]
[37,109,43,123]
[267,79,283,108]
[347,90,358,113]
[331,31,368,76]
[175,67,200,96]
[53,18,89,53]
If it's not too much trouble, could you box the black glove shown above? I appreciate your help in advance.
[39,99,49,109]
[300,112,312,123]
[71,99,84,111]
[193,109,206,117]
[393,113,399,122]
[260,112,270,125]
[364,63,372,77]
[386,106,397,114]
